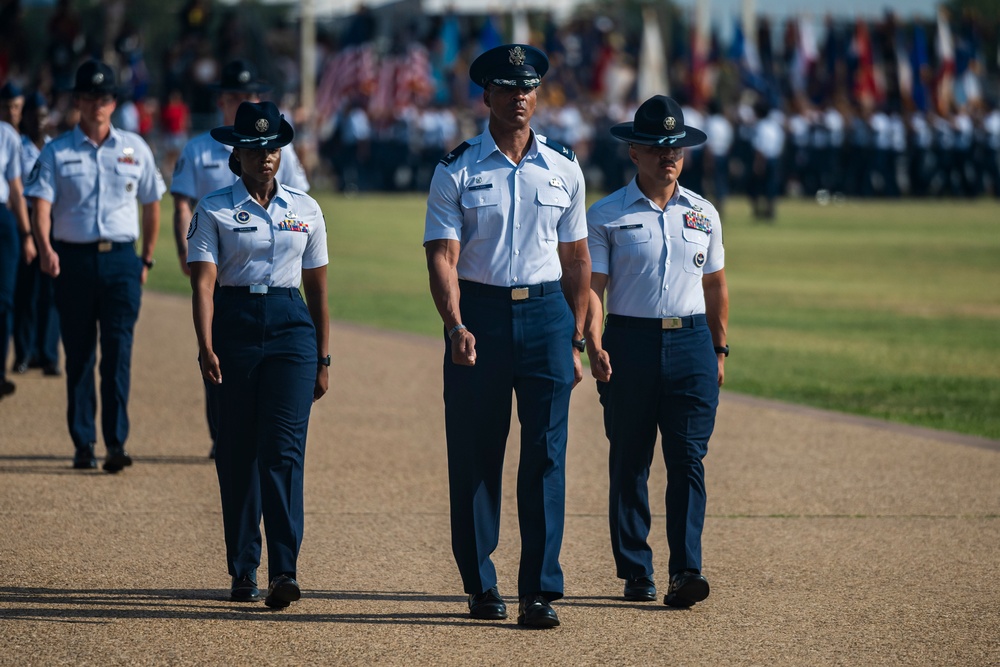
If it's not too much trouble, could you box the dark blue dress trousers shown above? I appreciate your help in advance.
[598,315,719,579]
[212,287,316,582]
[444,281,575,600]
[53,241,141,451]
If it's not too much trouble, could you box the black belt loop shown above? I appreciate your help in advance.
[458,280,562,301]
[605,314,707,330]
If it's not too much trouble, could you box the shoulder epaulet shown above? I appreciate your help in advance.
[439,141,471,166]
[539,136,576,161]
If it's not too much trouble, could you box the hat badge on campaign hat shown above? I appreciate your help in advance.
[72,60,119,95]
[213,59,272,94]
[210,100,293,149]
[610,95,708,148]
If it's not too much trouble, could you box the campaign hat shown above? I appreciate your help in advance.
[212,59,272,94]
[72,60,119,96]
[210,101,293,149]
[610,95,707,148]
[0,81,23,100]
[469,44,549,89]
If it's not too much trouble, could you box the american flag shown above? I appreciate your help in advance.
[316,44,376,126]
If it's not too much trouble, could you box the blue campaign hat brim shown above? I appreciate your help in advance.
[210,119,294,149]
[610,122,708,148]
[209,80,273,94]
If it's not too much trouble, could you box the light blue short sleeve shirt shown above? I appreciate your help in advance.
[423,129,586,287]
[24,125,166,243]
[0,121,23,203]
[588,179,724,318]
[187,179,328,288]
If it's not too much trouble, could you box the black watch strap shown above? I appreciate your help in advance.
[714,345,729,357]
[318,355,331,367]
[142,258,155,269]
[572,338,586,352]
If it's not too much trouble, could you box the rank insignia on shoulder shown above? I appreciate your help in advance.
[539,136,575,161]
[683,211,712,234]
[439,141,471,166]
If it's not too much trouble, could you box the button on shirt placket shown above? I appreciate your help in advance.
[511,167,522,285]
[661,206,671,316]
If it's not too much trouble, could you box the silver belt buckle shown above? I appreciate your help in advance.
[97,241,113,252]
[661,317,683,330]
[511,287,530,301]
[249,284,268,294]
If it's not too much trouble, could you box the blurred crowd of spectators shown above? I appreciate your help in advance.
[1,0,998,202]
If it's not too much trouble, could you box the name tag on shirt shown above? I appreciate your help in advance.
[617,224,643,230]
[683,211,712,234]
[277,220,309,233]
[467,183,492,191]
[232,226,257,233]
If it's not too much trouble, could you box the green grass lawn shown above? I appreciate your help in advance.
[149,192,1000,439]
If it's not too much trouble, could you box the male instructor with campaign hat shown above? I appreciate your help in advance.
[25,60,165,472]
[585,95,729,608]
[424,44,591,628]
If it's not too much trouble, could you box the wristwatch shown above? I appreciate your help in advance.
[714,345,729,357]
[318,355,331,367]
[572,338,586,352]
[142,258,155,270]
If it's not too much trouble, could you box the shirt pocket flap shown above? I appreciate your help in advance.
[682,227,710,246]
[536,187,568,208]
[613,226,652,245]
[461,188,501,209]
[115,162,142,177]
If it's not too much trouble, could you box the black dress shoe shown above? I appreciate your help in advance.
[73,444,97,470]
[103,447,133,473]
[264,574,301,609]
[0,378,15,398]
[13,360,29,374]
[624,575,657,601]
[517,594,560,628]
[231,574,260,601]
[468,586,507,619]
[664,570,710,608]
[42,364,61,377]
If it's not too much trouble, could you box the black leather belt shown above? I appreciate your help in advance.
[54,240,134,252]
[217,285,297,297]
[606,314,706,330]
[459,280,562,301]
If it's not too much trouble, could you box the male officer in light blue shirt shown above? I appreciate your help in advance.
[424,44,591,628]
[26,60,165,472]
[586,95,729,609]
[172,59,310,458]
[0,82,33,399]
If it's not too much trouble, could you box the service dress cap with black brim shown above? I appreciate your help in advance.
[469,44,549,89]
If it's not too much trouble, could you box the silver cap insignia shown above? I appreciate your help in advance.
[664,117,676,131]
[255,118,269,132]
[509,46,526,66]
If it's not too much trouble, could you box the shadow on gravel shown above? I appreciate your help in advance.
[0,588,541,627]
[0,454,214,475]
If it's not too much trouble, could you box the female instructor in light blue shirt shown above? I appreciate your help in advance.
[187,101,329,610]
